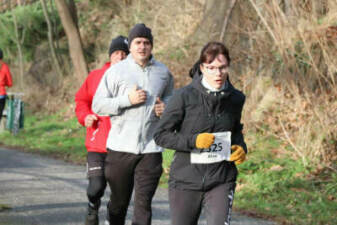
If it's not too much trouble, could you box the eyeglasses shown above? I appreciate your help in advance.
[203,64,229,75]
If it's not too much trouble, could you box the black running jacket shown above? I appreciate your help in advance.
[154,75,247,191]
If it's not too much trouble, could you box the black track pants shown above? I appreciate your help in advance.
[0,98,5,122]
[87,152,107,206]
[105,150,162,225]
[169,182,236,225]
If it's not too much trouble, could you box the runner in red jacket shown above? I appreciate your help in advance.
[75,36,129,225]
[0,49,13,122]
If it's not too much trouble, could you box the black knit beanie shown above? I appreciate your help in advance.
[0,49,3,60]
[128,23,153,48]
[108,35,129,57]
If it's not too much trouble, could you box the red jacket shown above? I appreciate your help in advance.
[75,62,111,153]
[0,62,13,95]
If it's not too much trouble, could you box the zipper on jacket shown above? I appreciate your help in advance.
[139,66,150,153]
[203,97,216,191]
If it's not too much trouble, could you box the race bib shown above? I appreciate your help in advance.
[191,132,231,164]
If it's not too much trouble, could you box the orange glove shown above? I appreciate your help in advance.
[230,145,246,165]
[196,133,215,149]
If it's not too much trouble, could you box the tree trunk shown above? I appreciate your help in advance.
[193,0,237,43]
[66,0,78,29]
[49,0,62,63]
[219,0,237,41]
[40,0,63,82]
[12,13,24,89]
[12,0,25,89]
[55,0,88,80]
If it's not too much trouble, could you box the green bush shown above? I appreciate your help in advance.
[0,2,61,62]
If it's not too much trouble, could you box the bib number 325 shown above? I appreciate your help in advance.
[191,132,231,164]
[201,142,223,153]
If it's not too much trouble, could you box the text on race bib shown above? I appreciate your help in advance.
[191,132,231,164]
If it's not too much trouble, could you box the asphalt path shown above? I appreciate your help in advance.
[0,147,277,225]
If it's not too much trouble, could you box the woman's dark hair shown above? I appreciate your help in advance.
[0,49,3,60]
[199,42,230,65]
[189,60,201,78]
[189,42,230,78]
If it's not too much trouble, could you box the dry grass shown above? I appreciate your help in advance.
[234,0,337,167]
[21,75,77,115]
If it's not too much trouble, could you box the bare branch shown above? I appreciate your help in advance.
[219,0,237,41]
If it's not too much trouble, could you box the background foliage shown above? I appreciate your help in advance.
[0,2,61,62]
[0,0,336,224]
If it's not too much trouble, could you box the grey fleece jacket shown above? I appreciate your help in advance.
[92,54,174,154]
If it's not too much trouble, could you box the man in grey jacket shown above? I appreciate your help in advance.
[92,23,174,225]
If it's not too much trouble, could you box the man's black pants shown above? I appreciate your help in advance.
[105,150,162,225]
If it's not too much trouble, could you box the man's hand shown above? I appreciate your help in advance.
[154,97,165,117]
[128,85,147,105]
[230,145,246,165]
[84,114,98,127]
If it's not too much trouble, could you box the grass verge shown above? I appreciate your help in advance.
[0,112,336,225]
[234,132,337,225]
[0,111,87,163]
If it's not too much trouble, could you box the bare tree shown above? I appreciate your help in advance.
[193,0,238,43]
[283,0,294,17]
[40,0,63,81]
[219,0,237,41]
[49,0,61,60]
[12,0,25,89]
[66,0,78,28]
[55,0,88,80]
